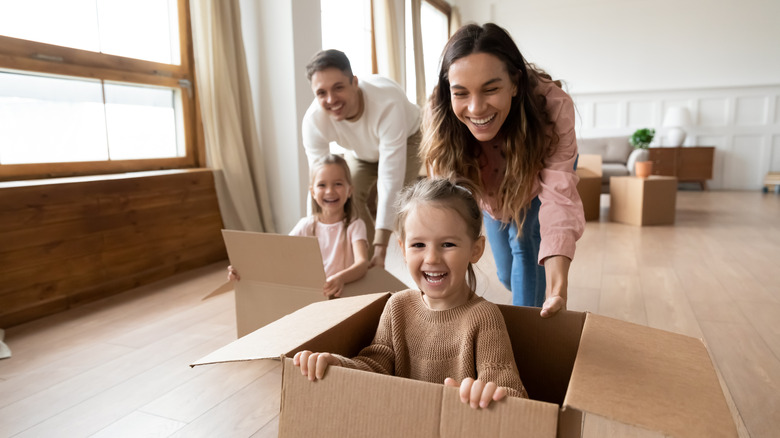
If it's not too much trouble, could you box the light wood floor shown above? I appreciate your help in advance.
[1,191,778,437]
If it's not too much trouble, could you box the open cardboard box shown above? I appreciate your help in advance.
[193,292,737,437]
[576,154,602,221]
[207,230,409,337]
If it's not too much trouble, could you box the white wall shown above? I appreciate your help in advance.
[452,0,780,189]
[575,85,780,190]
[239,0,321,233]
[453,0,780,93]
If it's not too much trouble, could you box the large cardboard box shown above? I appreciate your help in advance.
[576,154,602,221]
[209,230,409,337]
[193,293,737,438]
[609,176,677,226]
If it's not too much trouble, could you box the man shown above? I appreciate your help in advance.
[302,49,421,267]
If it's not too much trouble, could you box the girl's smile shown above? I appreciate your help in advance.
[310,163,352,224]
[400,204,484,310]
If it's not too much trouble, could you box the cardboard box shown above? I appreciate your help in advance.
[207,230,409,337]
[576,154,603,221]
[609,176,677,226]
[192,292,737,438]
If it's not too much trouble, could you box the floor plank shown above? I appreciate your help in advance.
[141,360,278,423]
[90,411,188,438]
[5,315,233,437]
[699,320,780,438]
[167,367,282,438]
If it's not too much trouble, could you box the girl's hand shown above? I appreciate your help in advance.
[444,377,507,409]
[227,265,240,282]
[293,350,340,381]
[323,275,345,298]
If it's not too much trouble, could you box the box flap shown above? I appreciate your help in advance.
[499,305,586,405]
[233,268,407,337]
[279,359,558,438]
[340,267,409,298]
[563,313,737,437]
[440,385,558,437]
[234,282,327,338]
[577,154,603,177]
[576,168,601,179]
[221,230,324,288]
[279,359,444,437]
[191,292,390,367]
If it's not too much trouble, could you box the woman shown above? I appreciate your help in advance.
[420,23,584,318]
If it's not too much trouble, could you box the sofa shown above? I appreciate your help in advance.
[577,135,645,193]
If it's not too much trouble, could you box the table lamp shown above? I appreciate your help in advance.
[663,107,692,146]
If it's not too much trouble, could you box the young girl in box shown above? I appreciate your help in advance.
[228,154,369,298]
[294,178,528,408]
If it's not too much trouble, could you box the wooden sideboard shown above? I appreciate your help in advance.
[648,147,715,190]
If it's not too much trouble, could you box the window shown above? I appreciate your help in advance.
[320,0,374,79]
[319,0,375,155]
[0,0,200,181]
[405,0,450,104]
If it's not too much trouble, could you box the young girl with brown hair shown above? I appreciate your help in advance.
[294,178,527,408]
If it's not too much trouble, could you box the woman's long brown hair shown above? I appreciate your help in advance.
[420,23,560,235]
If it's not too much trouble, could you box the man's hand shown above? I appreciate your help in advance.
[369,244,387,268]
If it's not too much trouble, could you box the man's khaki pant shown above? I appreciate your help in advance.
[345,130,422,251]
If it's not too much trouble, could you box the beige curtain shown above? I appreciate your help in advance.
[190,0,275,233]
[449,5,461,36]
[373,0,403,83]
[409,0,426,106]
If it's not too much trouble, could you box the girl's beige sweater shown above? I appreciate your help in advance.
[334,289,528,398]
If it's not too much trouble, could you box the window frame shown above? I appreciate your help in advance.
[424,0,451,24]
[0,0,203,182]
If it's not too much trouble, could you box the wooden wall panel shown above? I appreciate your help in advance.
[0,169,227,328]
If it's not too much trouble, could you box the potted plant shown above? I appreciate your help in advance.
[630,128,655,149]
[629,128,655,178]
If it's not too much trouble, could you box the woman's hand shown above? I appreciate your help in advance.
[323,274,345,297]
[541,295,566,318]
[541,255,570,318]
[444,377,507,409]
[227,265,240,282]
[293,350,340,381]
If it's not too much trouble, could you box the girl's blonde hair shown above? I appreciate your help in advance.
[309,155,357,261]
[420,23,560,237]
[395,177,482,293]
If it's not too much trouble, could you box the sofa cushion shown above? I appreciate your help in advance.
[578,136,633,164]
[602,163,630,182]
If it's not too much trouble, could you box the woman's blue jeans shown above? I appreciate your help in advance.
[483,197,545,307]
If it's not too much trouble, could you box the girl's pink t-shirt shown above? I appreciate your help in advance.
[289,216,368,277]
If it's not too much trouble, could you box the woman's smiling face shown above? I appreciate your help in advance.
[448,52,517,144]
